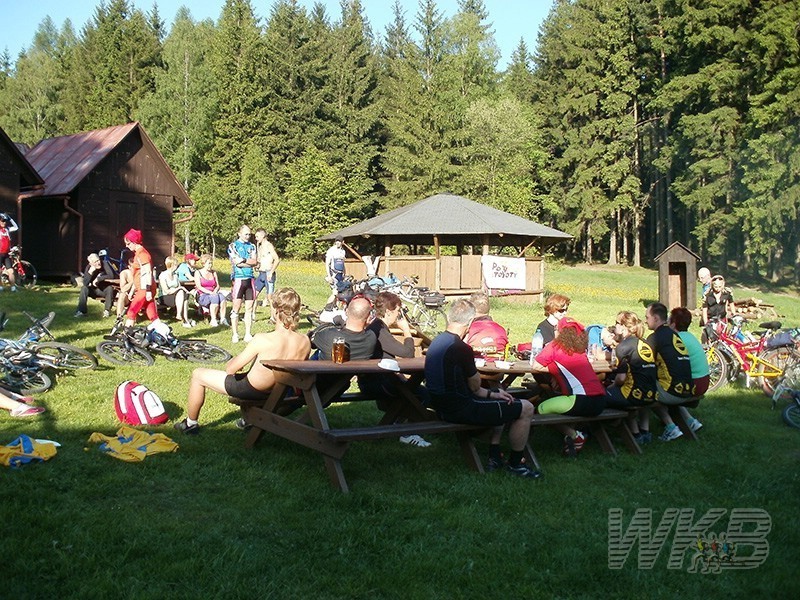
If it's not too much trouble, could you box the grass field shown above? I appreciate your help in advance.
[1,261,798,598]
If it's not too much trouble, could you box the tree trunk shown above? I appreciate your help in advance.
[607,210,618,265]
[633,209,642,267]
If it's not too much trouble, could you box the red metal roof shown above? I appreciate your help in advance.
[20,123,138,198]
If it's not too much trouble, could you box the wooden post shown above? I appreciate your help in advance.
[434,234,441,290]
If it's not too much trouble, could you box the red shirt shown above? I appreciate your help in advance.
[132,246,156,292]
[464,316,508,357]
[535,342,605,396]
[0,227,11,254]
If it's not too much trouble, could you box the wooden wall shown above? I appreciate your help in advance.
[343,254,545,301]
[22,131,177,276]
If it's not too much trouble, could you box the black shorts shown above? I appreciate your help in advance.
[159,291,182,308]
[223,373,266,402]
[439,397,523,427]
[605,385,652,408]
[231,278,255,301]
[0,253,10,269]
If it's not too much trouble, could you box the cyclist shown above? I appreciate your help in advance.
[227,224,258,343]
[324,235,346,308]
[0,213,19,291]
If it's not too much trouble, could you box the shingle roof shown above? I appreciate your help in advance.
[319,193,571,244]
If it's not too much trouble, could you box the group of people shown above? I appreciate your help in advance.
[73,226,281,338]
[19,227,714,484]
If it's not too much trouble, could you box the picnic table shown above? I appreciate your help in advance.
[476,358,641,464]
[236,357,496,492]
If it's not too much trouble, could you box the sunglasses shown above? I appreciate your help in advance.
[556,307,569,314]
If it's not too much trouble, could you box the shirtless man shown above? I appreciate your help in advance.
[174,287,310,434]
[253,228,281,320]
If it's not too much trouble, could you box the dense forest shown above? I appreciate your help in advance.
[1,0,798,282]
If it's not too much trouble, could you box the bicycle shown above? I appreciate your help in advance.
[704,316,800,396]
[393,276,448,337]
[772,382,800,429]
[0,311,98,394]
[97,317,232,366]
[1,246,37,288]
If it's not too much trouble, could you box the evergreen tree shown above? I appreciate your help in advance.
[503,38,536,104]
[534,0,641,263]
[136,8,217,191]
[206,0,265,199]
[63,0,162,131]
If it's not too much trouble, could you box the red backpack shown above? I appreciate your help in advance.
[114,381,168,425]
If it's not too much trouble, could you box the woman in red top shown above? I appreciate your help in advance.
[531,316,606,456]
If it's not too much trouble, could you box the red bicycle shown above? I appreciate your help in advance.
[704,316,800,396]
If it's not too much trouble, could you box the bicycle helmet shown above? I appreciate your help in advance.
[0,213,8,221]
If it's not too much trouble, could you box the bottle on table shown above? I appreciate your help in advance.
[530,328,544,365]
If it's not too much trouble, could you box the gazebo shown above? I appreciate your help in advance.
[319,193,571,301]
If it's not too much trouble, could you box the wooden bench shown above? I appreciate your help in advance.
[321,420,494,474]
[526,408,642,469]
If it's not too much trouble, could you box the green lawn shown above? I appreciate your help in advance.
[1,262,798,598]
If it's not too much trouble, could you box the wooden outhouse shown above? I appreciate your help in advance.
[654,242,701,310]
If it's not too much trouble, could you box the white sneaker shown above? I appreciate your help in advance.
[102,310,111,318]
[182,321,192,328]
[10,286,16,292]
[209,319,219,327]
[244,333,253,342]
[399,434,432,448]
[220,317,229,326]
[689,418,703,432]
[232,332,239,344]
[659,423,683,442]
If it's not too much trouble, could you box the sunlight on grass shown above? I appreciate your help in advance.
[0,265,797,597]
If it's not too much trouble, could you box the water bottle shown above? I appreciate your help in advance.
[530,328,544,365]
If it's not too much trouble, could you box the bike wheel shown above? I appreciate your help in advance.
[96,340,154,367]
[177,341,232,363]
[0,370,52,395]
[783,402,800,429]
[33,342,98,370]
[757,347,800,397]
[18,261,37,288]
[706,346,730,393]
[419,307,447,337]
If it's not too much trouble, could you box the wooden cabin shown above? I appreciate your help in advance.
[0,126,43,222]
[18,122,192,278]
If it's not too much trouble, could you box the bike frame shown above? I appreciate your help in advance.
[707,320,783,380]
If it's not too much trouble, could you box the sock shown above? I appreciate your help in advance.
[186,417,198,427]
[508,450,524,467]
[489,444,503,461]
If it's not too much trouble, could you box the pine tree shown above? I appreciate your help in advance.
[63,0,162,131]
[135,8,217,192]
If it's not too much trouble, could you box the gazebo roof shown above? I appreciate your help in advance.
[318,193,571,246]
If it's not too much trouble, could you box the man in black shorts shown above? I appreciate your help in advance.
[425,299,541,479]
[174,287,311,434]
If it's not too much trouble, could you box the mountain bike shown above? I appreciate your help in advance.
[772,383,800,429]
[393,277,448,337]
[97,317,232,366]
[0,312,98,394]
[704,316,800,396]
[1,246,37,288]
